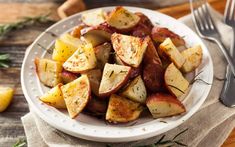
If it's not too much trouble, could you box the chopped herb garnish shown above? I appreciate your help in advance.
[109,70,114,78]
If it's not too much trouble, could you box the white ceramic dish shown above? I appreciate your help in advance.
[21,6,213,142]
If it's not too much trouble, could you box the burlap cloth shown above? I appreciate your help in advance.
[21,7,235,147]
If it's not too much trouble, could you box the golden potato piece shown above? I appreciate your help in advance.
[106,6,140,31]
[159,38,186,68]
[165,63,189,97]
[63,43,97,73]
[35,58,63,87]
[0,86,14,112]
[106,94,143,123]
[181,45,203,73]
[39,84,66,109]
[61,75,90,118]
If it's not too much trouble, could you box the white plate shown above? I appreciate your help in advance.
[21,6,213,142]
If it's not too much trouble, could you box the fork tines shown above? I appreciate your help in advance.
[190,0,217,34]
[224,0,235,25]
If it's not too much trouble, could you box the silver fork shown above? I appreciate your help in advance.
[190,0,235,76]
[220,0,235,107]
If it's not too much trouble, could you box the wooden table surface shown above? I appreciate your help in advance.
[0,0,233,146]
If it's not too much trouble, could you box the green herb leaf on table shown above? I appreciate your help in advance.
[0,13,55,39]
[107,128,188,147]
[0,53,10,68]
[12,138,27,147]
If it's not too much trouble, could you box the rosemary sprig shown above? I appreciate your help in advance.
[12,138,27,147]
[0,13,54,38]
[0,53,10,68]
[106,128,188,147]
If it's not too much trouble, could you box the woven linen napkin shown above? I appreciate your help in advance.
[21,6,235,147]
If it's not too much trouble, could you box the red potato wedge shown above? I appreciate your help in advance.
[39,83,66,109]
[120,75,147,104]
[143,37,162,65]
[99,63,131,97]
[111,33,149,67]
[81,22,116,47]
[85,96,107,115]
[143,63,164,92]
[61,75,90,118]
[142,39,164,92]
[35,58,63,87]
[63,43,97,73]
[106,6,140,32]
[70,25,86,38]
[146,93,186,118]
[86,69,102,97]
[114,54,141,79]
[159,38,186,68]
[94,42,112,69]
[132,12,154,37]
[181,45,203,73]
[165,63,189,97]
[61,70,78,84]
[81,9,107,26]
[53,33,86,62]
[106,94,143,123]
[151,26,185,47]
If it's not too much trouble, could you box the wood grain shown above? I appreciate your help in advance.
[0,0,232,146]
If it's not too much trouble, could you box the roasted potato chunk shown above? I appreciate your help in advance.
[82,23,116,47]
[165,63,189,98]
[151,26,185,47]
[63,43,97,73]
[94,42,112,69]
[181,45,203,73]
[111,33,149,67]
[132,12,153,37]
[61,75,90,118]
[35,58,63,87]
[106,6,140,31]
[86,96,107,115]
[142,39,164,92]
[99,63,131,97]
[159,38,186,68]
[146,93,186,118]
[86,69,102,97]
[61,70,78,84]
[81,9,106,26]
[39,83,66,109]
[143,63,164,92]
[120,75,147,104]
[53,33,85,62]
[106,94,143,123]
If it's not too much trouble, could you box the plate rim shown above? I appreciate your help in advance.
[21,6,214,142]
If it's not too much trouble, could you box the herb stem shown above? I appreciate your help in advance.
[0,13,54,38]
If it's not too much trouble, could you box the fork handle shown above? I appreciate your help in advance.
[220,29,235,107]
[214,39,235,77]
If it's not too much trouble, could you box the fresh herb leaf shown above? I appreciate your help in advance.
[13,138,27,147]
[173,128,188,140]
[0,53,10,68]
[0,13,55,38]
[167,85,185,94]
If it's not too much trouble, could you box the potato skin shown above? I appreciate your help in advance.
[70,24,86,38]
[61,70,78,84]
[85,96,107,116]
[142,38,164,92]
[151,27,185,47]
[132,12,154,37]
[143,63,164,92]
[146,93,186,118]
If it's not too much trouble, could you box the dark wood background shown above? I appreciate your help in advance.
[0,0,232,147]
